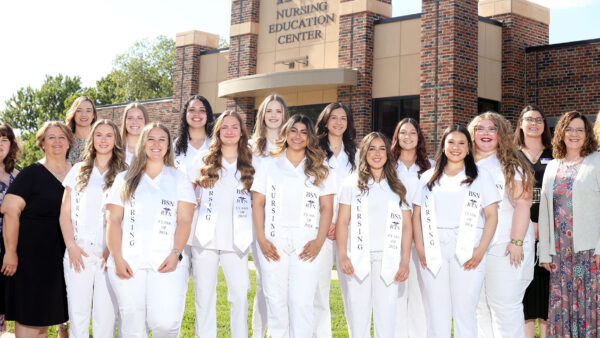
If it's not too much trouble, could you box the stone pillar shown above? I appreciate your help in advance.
[420,0,479,153]
[172,30,220,117]
[227,0,260,129]
[337,0,392,138]
[479,0,549,122]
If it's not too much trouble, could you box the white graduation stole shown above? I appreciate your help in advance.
[350,187,404,285]
[122,196,143,270]
[421,190,443,276]
[233,187,253,252]
[380,201,404,285]
[150,196,177,270]
[300,184,320,237]
[196,188,218,246]
[264,178,282,241]
[454,179,483,265]
[350,189,370,281]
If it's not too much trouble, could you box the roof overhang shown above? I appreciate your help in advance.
[218,68,358,98]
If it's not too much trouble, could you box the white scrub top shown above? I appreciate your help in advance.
[339,174,410,252]
[63,162,109,257]
[476,153,533,255]
[414,167,501,229]
[174,137,210,176]
[105,166,196,271]
[325,143,357,223]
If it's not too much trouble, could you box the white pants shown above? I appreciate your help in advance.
[190,246,249,338]
[64,253,117,338]
[313,238,335,338]
[257,239,322,338]
[343,251,400,338]
[421,229,487,338]
[107,256,188,338]
[476,246,534,338]
[395,245,428,338]
[251,241,269,337]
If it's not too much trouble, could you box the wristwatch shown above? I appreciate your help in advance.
[171,248,183,262]
[510,239,524,247]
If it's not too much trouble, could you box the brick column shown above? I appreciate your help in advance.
[337,0,391,138]
[479,0,549,122]
[227,0,260,129]
[172,31,220,117]
[420,0,479,153]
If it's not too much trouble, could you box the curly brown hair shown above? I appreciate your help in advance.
[357,132,407,207]
[272,114,329,187]
[0,122,20,174]
[552,111,598,159]
[197,111,254,191]
[468,112,534,198]
[75,120,128,192]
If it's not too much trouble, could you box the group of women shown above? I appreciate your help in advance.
[0,92,599,338]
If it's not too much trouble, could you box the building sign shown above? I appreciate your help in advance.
[270,0,335,45]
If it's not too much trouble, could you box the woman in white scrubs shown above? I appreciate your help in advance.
[249,93,289,338]
[251,114,335,338]
[413,124,500,338]
[173,95,214,175]
[336,132,413,338]
[59,120,127,338]
[119,102,149,164]
[390,118,434,338]
[469,112,535,338]
[105,122,196,338]
[313,102,357,338]
[187,111,254,338]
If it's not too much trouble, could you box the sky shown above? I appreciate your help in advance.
[0,0,598,109]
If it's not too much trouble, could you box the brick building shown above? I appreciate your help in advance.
[97,0,600,152]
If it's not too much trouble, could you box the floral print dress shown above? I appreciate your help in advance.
[548,159,600,337]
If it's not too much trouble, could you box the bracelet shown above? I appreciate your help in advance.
[66,243,76,250]
[510,239,523,247]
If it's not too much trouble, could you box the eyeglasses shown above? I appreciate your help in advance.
[565,128,585,135]
[474,126,498,134]
[398,131,418,137]
[523,117,544,124]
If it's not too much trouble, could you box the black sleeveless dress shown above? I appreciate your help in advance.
[521,148,553,320]
[4,163,68,325]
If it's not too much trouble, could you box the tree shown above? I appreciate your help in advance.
[0,74,82,168]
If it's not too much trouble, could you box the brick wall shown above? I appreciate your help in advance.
[490,13,548,122]
[172,45,214,116]
[337,0,390,138]
[525,40,600,119]
[419,0,479,153]
[96,98,178,136]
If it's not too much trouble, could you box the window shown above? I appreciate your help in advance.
[372,96,420,140]
[478,98,500,114]
[288,104,328,124]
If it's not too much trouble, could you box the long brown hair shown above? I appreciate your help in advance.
[0,123,19,174]
[390,118,431,176]
[75,120,127,192]
[197,111,254,191]
[65,96,98,133]
[119,102,149,145]
[357,132,407,206]
[121,123,174,202]
[272,114,329,187]
[315,102,357,171]
[552,111,598,159]
[513,105,552,149]
[468,112,533,198]
[251,94,289,156]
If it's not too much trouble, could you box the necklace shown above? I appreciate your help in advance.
[522,147,544,163]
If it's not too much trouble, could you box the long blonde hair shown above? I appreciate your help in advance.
[121,122,174,202]
[357,132,407,206]
[468,112,533,198]
[251,94,289,156]
[119,102,149,144]
[75,120,127,192]
[197,111,254,191]
[65,96,97,133]
[272,114,328,187]
[593,110,600,145]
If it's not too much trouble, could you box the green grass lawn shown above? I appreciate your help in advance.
[6,268,542,337]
